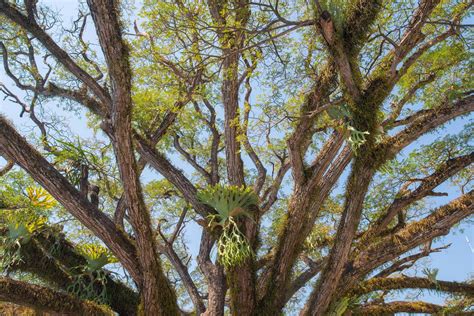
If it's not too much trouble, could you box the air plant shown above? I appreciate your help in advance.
[198,185,258,269]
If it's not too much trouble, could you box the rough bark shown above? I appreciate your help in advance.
[1,227,139,316]
[350,276,474,296]
[86,0,178,314]
[0,115,140,283]
[0,277,114,316]
[352,301,444,315]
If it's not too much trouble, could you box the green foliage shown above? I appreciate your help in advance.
[0,0,472,312]
[330,296,350,316]
[198,185,257,269]
[67,244,118,304]
[318,0,353,30]
[25,187,57,209]
[216,217,253,269]
[198,185,257,228]
[76,243,118,272]
[68,270,110,305]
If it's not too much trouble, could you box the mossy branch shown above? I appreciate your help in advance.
[350,276,474,297]
[0,276,114,316]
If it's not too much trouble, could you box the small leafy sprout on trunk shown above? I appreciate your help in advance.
[326,103,370,154]
[346,125,370,153]
[198,185,257,269]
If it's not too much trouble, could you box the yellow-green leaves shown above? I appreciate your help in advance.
[216,217,253,269]
[26,186,56,209]
[76,243,118,272]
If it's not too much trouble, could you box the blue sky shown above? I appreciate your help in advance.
[0,1,472,314]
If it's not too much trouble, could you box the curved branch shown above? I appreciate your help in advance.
[134,135,213,217]
[351,276,474,296]
[174,134,213,184]
[353,301,443,315]
[157,242,206,315]
[386,94,474,156]
[362,152,474,242]
[374,244,449,278]
[0,159,14,176]
[352,190,474,279]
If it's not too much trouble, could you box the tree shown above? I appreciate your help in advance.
[0,0,473,314]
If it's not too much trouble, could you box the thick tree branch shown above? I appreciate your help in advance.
[1,227,139,316]
[87,1,178,313]
[316,11,362,102]
[350,276,474,296]
[0,277,114,316]
[0,159,14,177]
[257,143,351,313]
[386,94,474,156]
[197,230,226,316]
[353,301,444,315]
[286,63,336,183]
[0,115,140,282]
[390,0,442,73]
[135,135,213,217]
[362,152,474,242]
[301,163,375,315]
[351,190,473,281]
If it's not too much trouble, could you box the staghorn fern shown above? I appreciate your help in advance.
[76,243,118,272]
[67,244,118,304]
[1,216,46,269]
[197,184,257,227]
[346,125,370,154]
[325,104,370,155]
[217,217,253,268]
[198,185,257,269]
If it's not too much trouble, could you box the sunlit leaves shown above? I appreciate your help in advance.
[76,243,118,272]
[26,187,56,209]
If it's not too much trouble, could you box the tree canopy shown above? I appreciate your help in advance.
[0,0,473,315]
